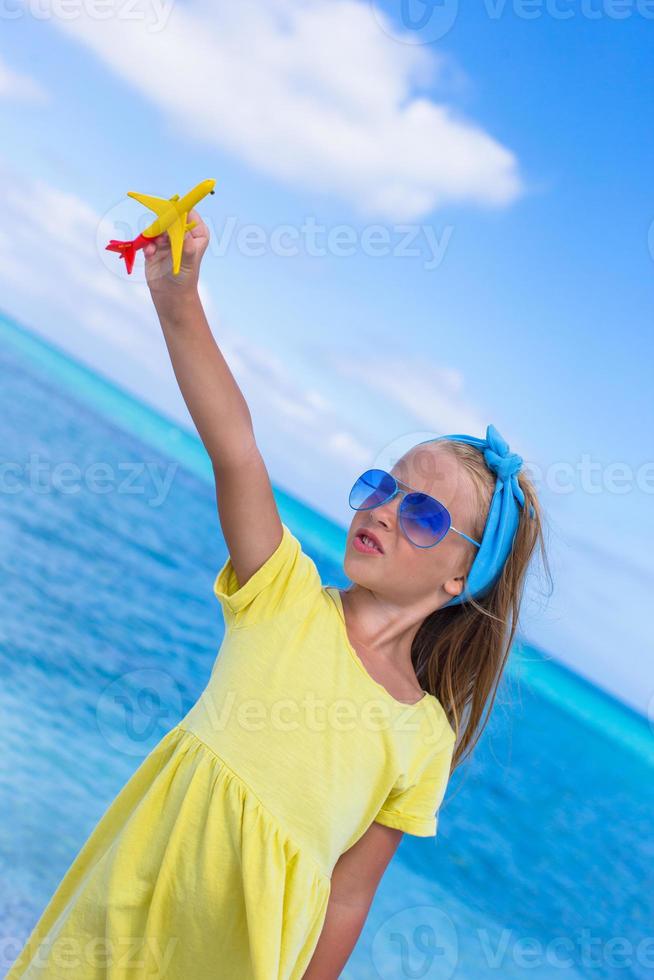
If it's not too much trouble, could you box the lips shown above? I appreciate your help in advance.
[354,528,384,554]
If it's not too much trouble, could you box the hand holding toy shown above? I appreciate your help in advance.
[106,179,216,276]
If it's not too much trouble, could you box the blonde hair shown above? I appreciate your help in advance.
[411,439,553,771]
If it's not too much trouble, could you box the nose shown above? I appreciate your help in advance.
[367,493,399,530]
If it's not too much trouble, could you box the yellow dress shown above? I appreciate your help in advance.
[8,523,457,980]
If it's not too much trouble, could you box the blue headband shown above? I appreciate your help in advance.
[416,423,532,607]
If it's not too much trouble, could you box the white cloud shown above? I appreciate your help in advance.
[326,430,371,467]
[0,55,48,103]
[0,173,158,367]
[45,0,523,220]
[334,352,488,436]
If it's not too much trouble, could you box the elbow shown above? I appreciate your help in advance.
[210,435,259,475]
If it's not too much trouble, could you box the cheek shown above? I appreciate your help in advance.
[406,539,459,585]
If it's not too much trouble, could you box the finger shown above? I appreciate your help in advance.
[187,208,208,238]
[182,231,197,256]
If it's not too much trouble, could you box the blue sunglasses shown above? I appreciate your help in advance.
[349,468,481,550]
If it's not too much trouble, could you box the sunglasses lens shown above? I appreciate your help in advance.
[400,493,450,547]
[349,469,396,510]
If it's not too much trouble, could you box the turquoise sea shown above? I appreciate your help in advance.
[0,311,652,979]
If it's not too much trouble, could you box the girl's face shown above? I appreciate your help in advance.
[343,446,480,608]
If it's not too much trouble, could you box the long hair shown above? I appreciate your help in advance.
[411,439,553,771]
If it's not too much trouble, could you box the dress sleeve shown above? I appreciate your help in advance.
[374,731,456,837]
[213,522,322,630]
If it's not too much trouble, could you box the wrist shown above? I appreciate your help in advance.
[151,287,203,326]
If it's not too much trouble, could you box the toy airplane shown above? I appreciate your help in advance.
[106,178,216,275]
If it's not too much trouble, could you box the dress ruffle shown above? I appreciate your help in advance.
[10,725,332,980]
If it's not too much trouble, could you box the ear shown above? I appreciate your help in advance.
[443,575,465,600]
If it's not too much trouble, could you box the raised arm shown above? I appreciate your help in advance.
[145,210,283,586]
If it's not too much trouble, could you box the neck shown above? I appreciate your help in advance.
[340,584,433,666]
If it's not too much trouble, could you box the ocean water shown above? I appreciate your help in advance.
[0,311,652,980]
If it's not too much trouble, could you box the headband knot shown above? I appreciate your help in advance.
[482,423,525,503]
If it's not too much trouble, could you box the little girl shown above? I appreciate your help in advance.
[8,210,548,979]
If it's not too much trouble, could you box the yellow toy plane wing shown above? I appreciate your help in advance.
[167,215,186,276]
[168,214,198,274]
[126,191,172,216]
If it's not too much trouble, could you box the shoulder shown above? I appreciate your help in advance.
[213,522,323,629]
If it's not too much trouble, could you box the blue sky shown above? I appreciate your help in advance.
[0,0,652,715]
